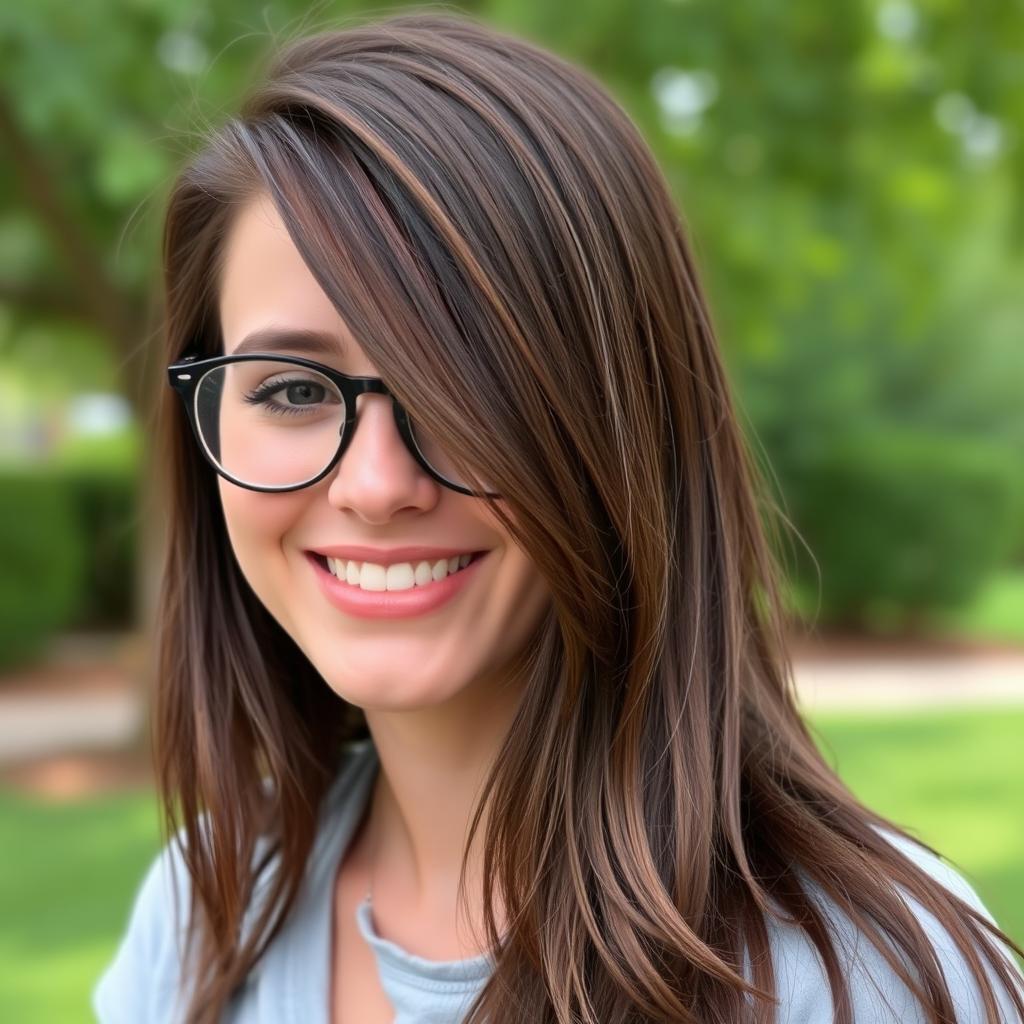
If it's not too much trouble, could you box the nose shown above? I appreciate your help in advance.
[324,391,439,520]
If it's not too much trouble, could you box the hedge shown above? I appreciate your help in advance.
[782,430,1022,630]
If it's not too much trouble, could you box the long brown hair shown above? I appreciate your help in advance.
[151,9,1024,1023]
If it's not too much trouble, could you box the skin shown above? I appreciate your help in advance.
[216,192,553,966]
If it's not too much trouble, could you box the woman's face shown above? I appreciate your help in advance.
[215,193,552,710]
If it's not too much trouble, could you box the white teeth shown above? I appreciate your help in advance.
[324,553,478,591]
[361,563,387,591]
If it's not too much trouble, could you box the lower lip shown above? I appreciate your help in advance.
[307,551,489,619]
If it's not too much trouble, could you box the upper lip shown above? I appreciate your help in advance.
[307,545,485,567]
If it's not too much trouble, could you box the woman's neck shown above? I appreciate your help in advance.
[356,674,522,953]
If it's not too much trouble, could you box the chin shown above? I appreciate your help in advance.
[311,656,470,711]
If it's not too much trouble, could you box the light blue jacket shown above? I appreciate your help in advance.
[92,737,1024,1023]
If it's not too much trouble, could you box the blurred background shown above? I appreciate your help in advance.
[1,0,1021,1019]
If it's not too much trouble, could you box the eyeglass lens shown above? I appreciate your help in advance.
[192,359,485,491]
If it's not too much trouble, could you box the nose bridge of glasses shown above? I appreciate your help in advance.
[342,374,390,416]
[340,382,409,458]
[347,382,394,422]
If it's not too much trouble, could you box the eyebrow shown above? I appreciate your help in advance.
[230,327,347,358]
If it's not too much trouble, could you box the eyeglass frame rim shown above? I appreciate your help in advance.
[166,350,500,498]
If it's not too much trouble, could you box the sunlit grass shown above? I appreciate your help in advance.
[812,707,1024,944]
[0,788,160,1024]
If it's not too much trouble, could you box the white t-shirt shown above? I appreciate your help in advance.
[92,737,1024,1023]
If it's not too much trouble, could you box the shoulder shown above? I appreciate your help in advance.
[767,827,1024,1023]
[91,739,376,1024]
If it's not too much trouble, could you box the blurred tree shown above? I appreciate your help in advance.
[1,0,1021,631]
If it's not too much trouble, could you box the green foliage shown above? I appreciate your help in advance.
[2,0,1022,633]
[0,434,140,664]
[925,570,1024,644]
[0,467,86,670]
[784,431,1021,630]
[50,442,142,630]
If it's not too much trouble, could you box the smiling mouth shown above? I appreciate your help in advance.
[305,548,485,589]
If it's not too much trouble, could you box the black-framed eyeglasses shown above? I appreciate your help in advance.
[166,351,500,498]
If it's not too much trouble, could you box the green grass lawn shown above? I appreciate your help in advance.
[812,707,1024,944]
[0,787,161,1022]
[1,708,1022,1022]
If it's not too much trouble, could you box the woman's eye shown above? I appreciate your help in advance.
[279,380,325,405]
[242,377,339,416]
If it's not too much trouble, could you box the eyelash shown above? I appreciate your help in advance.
[242,379,330,417]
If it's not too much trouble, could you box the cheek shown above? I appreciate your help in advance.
[485,548,553,666]
[476,508,553,652]
[218,482,305,623]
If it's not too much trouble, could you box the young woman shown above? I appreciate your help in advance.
[93,10,1024,1024]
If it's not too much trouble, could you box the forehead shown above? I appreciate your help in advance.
[217,193,357,361]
